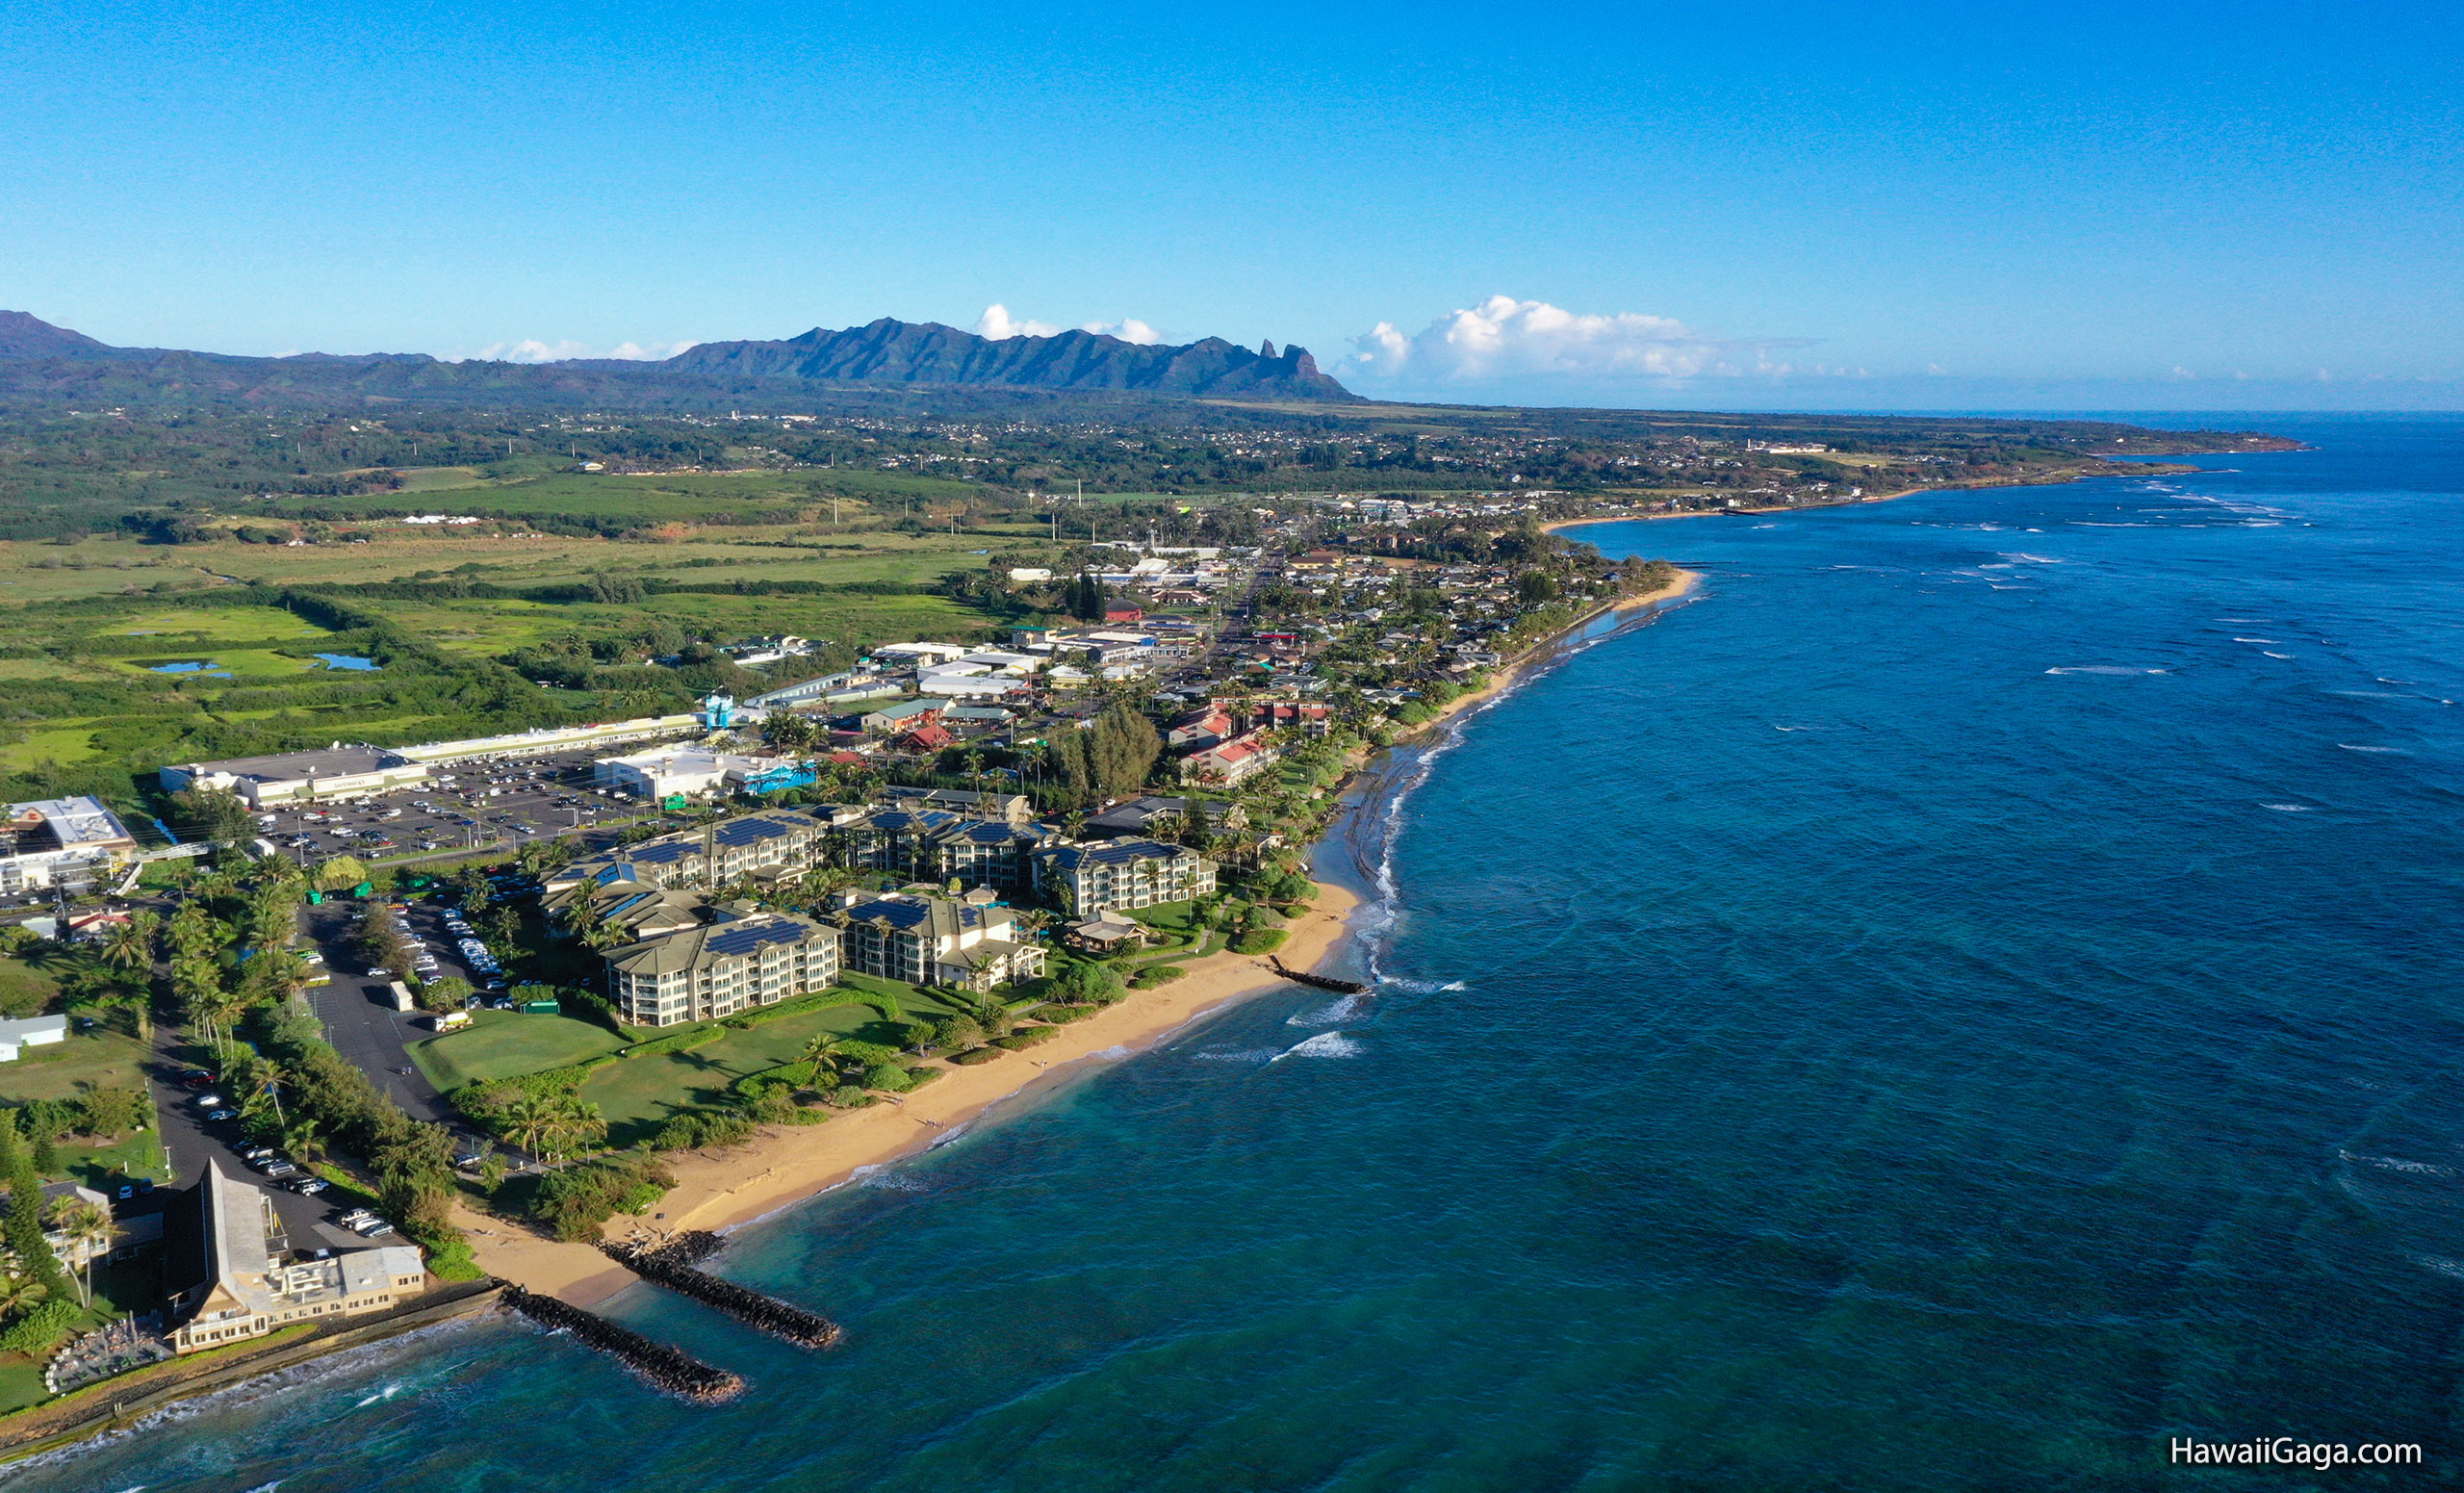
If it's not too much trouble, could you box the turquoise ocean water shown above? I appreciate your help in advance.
[27,418,2464,1491]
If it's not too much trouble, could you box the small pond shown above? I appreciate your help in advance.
[313,654,381,671]
[146,660,232,677]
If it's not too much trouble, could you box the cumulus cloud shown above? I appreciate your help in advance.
[1081,318,1162,345]
[974,304,1061,340]
[1348,296,1805,383]
[459,338,695,364]
[976,305,1163,345]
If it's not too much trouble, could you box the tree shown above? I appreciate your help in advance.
[422,976,473,1014]
[0,1116,67,1300]
[170,787,256,844]
[801,1032,842,1084]
[98,913,158,975]
[49,1201,110,1308]
[313,855,370,892]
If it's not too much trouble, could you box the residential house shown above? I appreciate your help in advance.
[1178,731,1279,787]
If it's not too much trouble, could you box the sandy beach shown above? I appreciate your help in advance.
[460,882,1363,1306]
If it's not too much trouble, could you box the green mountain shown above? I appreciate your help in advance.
[0,313,1356,406]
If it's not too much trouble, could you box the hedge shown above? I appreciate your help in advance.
[619,1025,729,1060]
[991,1025,1057,1050]
[1230,929,1288,955]
[904,1067,943,1088]
[1131,965,1187,989]
[949,1046,1006,1066]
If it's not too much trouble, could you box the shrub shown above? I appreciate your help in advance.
[621,1026,726,1060]
[904,1067,942,1088]
[1131,965,1186,990]
[533,1153,678,1241]
[1040,1003,1096,1024]
[0,1298,77,1354]
[991,1025,1057,1050]
[863,1063,912,1093]
[1230,929,1287,955]
[949,1046,1006,1067]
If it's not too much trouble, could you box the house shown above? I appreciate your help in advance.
[1178,732,1280,787]
[839,807,1051,894]
[893,723,956,754]
[873,641,974,669]
[834,889,1045,991]
[1034,839,1217,915]
[1248,702,1332,737]
[860,698,948,734]
[169,1162,425,1353]
[604,902,840,1027]
[0,798,140,893]
[1103,605,1144,624]
[0,1015,68,1062]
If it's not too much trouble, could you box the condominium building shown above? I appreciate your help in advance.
[834,890,1045,992]
[1033,839,1217,915]
[604,902,840,1027]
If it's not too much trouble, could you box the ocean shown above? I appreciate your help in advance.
[25,417,2464,1492]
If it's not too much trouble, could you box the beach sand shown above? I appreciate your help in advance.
[460,883,1362,1306]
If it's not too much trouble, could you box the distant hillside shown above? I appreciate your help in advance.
[632,319,1355,400]
[0,312,1357,407]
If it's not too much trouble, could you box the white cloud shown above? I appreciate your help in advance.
[456,338,695,364]
[1348,296,1806,383]
[974,304,1061,340]
[976,305,1162,345]
[1080,318,1162,346]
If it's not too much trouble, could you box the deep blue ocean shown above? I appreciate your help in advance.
[26,418,2464,1492]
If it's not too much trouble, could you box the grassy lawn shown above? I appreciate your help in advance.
[0,956,62,1020]
[407,1009,629,1091]
[0,1025,151,1107]
[581,982,973,1145]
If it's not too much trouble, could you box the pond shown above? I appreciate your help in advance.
[313,654,381,671]
[145,660,231,677]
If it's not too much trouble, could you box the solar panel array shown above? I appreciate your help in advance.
[704,917,819,956]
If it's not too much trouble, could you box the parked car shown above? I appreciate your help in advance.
[366,967,392,979]
[284,1176,329,1195]
[180,1070,217,1090]
[204,1108,237,1122]
[192,1093,227,1109]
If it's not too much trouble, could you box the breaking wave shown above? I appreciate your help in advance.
[1270,1032,1363,1062]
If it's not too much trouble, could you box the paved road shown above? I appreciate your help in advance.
[141,1024,379,1252]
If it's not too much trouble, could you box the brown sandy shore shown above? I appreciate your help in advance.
[458,882,1363,1306]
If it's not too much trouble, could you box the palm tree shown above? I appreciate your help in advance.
[98,914,157,975]
[801,1032,842,1086]
[49,1201,110,1308]
[283,1118,328,1170]
[502,1093,558,1162]
[0,1272,46,1318]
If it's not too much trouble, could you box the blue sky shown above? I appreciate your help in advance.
[3,0,2457,410]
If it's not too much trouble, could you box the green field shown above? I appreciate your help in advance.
[405,1009,630,1091]
[580,986,969,1145]
[0,1023,169,1185]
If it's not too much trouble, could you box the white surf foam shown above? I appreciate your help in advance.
[2343,1149,2456,1177]
[2262,804,2312,812]
[1270,1032,1362,1062]
[2263,651,2293,658]
[2338,743,2408,754]
[2045,666,2165,676]
[1289,994,1371,1026]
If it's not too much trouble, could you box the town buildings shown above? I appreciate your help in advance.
[0,797,140,893]
[161,745,429,809]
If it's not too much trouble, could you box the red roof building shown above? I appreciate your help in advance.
[893,723,956,753]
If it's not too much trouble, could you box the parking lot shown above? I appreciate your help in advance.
[252,748,666,869]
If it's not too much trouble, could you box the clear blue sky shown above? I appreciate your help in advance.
[4,0,2457,410]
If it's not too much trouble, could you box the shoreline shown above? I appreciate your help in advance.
[459,881,1364,1307]
[462,573,1703,1308]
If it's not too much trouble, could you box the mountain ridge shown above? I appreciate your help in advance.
[0,312,1357,402]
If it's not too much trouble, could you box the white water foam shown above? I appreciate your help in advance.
[2339,744,2408,754]
[2415,1255,2464,1282]
[1270,1032,1362,1062]
[2045,666,2166,676]
[1289,994,1371,1026]
[2343,1149,2456,1178]
[1189,1047,1279,1064]
[1378,977,1466,994]
[2263,651,2294,659]
[2232,637,2278,644]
